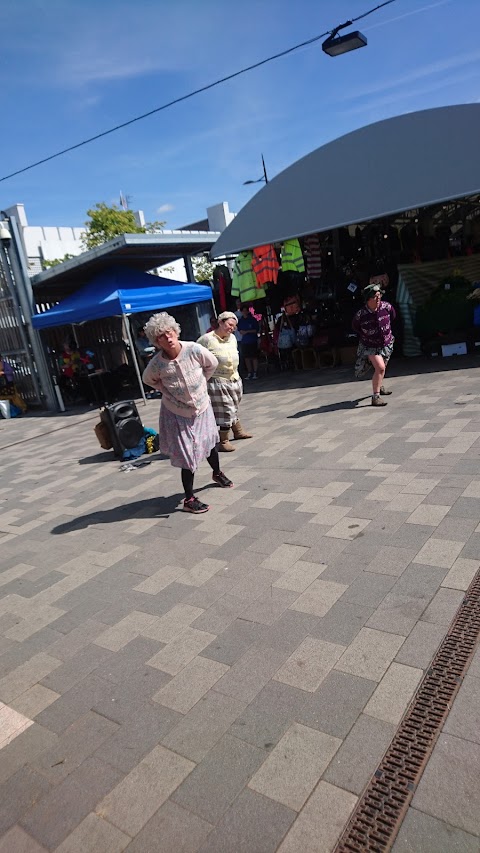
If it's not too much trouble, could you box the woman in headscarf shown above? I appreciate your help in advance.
[142,312,233,514]
[197,311,253,451]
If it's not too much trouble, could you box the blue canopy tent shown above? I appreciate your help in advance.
[31,266,213,404]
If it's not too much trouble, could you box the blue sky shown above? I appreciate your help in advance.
[2,0,480,229]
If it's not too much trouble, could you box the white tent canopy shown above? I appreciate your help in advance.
[211,104,480,258]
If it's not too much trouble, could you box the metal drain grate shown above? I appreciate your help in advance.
[334,567,480,853]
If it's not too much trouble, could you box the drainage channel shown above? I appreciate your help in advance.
[334,566,480,853]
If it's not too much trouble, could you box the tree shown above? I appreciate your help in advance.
[81,202,165,250]
[192,255,215,282]
[41,254,75,270]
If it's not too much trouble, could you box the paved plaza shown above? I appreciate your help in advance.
[0,358,479,852]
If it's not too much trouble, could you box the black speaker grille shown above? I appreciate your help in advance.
[117,418,144,448]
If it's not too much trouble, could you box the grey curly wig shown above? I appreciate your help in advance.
[144,312,181,344]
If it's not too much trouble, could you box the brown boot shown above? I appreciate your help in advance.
[372,395,387,407]
[380,385,392,396]
[231,420,252,440]
[219,428,235,451]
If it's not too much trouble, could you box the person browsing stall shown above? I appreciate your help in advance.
[237,305,259,380]
[142,312,233,514]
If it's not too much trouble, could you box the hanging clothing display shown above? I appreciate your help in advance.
[232,251,266,302]
[303,234,322,279]
[281,239,305,273]
[252,244,279,286]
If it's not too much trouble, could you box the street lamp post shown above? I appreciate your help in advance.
[243,154,269,186]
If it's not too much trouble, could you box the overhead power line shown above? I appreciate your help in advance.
[0,0,397,184]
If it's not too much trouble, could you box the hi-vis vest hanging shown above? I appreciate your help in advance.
[281,239,305,273]
[232,251,266,301]
[252,244,279,286]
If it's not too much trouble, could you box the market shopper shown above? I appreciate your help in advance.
[237,305,260,379]
[352,283,395,407]
[197,311,252,451]
[142,312,233,514]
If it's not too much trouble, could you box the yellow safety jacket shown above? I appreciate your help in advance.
[232,251,266,301]
[281,239,305,273]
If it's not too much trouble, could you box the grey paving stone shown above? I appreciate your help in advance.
[323,713,396,794]
[39,645,114,694]
[459,535,480,560]
[172,733,265,824]
[54,813,130,853]
[94,636,165,684]
[30,711,118,783]
[447,499,480,519]
[298,670,377,738]
[230,679,312,749]
[253,610,320,655]
[393,807,480,853]
[92,666,171,724]
[434,516,479,540]
[124,800,213,853]
[443,675,480,745]
[94,703,183,773]
[320,553,369,585]
[0,766,52,837]
[395,621,446,669]
[0,826,50,853]
[201,618,267,666]
[309,601,375,646]
[162,690,247,763]
[0,724,57,786]
[20,757,123,850]
[196,788,296,853]
[35,674,116,734]
[422,486,463,505]
[367,564,447,636]
[422,587,465,627]
[413,734,480,837]
[339,572,396,608]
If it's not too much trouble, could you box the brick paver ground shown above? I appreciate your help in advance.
[0,358,479,852]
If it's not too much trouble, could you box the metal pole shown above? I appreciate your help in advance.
[261,153,269,184]
[184,254,195,282]
[124,314,147,406]
[6,217,58,410]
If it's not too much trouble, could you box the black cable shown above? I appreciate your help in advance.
[0,0,398,184]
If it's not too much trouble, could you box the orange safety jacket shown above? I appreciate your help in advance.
[252,244,279,286]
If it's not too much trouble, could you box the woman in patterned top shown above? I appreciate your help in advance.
[352,283,396,407]
[197,311,253,452]
[142,312,233,514]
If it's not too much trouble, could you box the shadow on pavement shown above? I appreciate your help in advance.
[51,485,213,533]
[288,397,371,418]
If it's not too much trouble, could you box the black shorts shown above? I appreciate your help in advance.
[241,341,258,358]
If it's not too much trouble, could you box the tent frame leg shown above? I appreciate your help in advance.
[124,314,147,407]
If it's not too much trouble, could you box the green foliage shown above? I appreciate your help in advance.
[42,254,75,269]
[81,203,166,250]
[192,255,215,282]
[414,275,473,341]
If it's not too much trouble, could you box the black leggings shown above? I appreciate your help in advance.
[181,448,220,499]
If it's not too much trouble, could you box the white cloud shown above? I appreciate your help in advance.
[157,204,174,214]
[338,49,480,104]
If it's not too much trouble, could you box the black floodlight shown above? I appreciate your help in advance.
[322,29,367,56]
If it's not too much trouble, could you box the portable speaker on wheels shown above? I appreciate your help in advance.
[100,401,144,458]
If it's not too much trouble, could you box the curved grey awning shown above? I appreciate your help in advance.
[211,104,480,257]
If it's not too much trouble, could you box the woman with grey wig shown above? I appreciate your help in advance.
[143,312,233,514]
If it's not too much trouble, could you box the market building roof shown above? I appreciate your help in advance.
[211,104,480,258]
[32,230,220,300]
